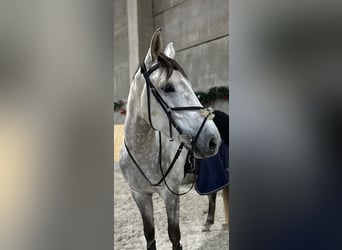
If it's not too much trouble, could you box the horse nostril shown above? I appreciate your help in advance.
[208,137,217,150]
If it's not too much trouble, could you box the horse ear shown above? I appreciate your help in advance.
[164,42,175,59]
[145,28,162,65]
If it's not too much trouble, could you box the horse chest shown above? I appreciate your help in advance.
[119,142,186,192]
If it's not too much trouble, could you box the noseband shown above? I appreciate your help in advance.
[124,61,215,195]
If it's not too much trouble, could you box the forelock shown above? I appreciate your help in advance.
[157,53,188,80]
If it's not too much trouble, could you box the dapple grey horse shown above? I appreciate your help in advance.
[119,28,221,250]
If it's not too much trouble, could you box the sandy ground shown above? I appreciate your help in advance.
[114,162,229,250]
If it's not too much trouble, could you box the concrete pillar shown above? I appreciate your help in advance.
[137,0,154,60]
[127,0,153,78]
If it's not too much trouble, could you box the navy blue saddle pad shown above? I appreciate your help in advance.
[195,142,229,195]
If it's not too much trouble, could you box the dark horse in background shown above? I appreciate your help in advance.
[194,110,229,231]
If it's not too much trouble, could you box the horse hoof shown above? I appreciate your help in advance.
[147,240,156,250]
[222,223,229,230]
[201,222,212,232]
[206,219,214,225]
[172,242,182,250]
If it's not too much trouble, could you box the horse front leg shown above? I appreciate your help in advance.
[202,192,217,232]
[131,190,156,250]
[206,192,217,225]
[164,193,182,250]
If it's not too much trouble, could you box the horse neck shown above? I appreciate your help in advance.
[124,88,158,153]
[125,114,157,149]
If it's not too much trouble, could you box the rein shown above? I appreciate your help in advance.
[124,133,194,195]
[124,135,185,187]
[124,62,214,195]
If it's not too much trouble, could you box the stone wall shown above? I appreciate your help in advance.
[153,0,229,114]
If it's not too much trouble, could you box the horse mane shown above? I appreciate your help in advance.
[132,52,188,80]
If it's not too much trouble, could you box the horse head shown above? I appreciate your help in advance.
[131,28,221,158]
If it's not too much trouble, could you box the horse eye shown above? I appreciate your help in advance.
[162,83,175,93]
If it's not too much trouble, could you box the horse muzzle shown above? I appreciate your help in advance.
[179,130,221,159]
[195,133,221,158]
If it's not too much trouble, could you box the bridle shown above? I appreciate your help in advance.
[141,62,214,145]
[124,61,215,195]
